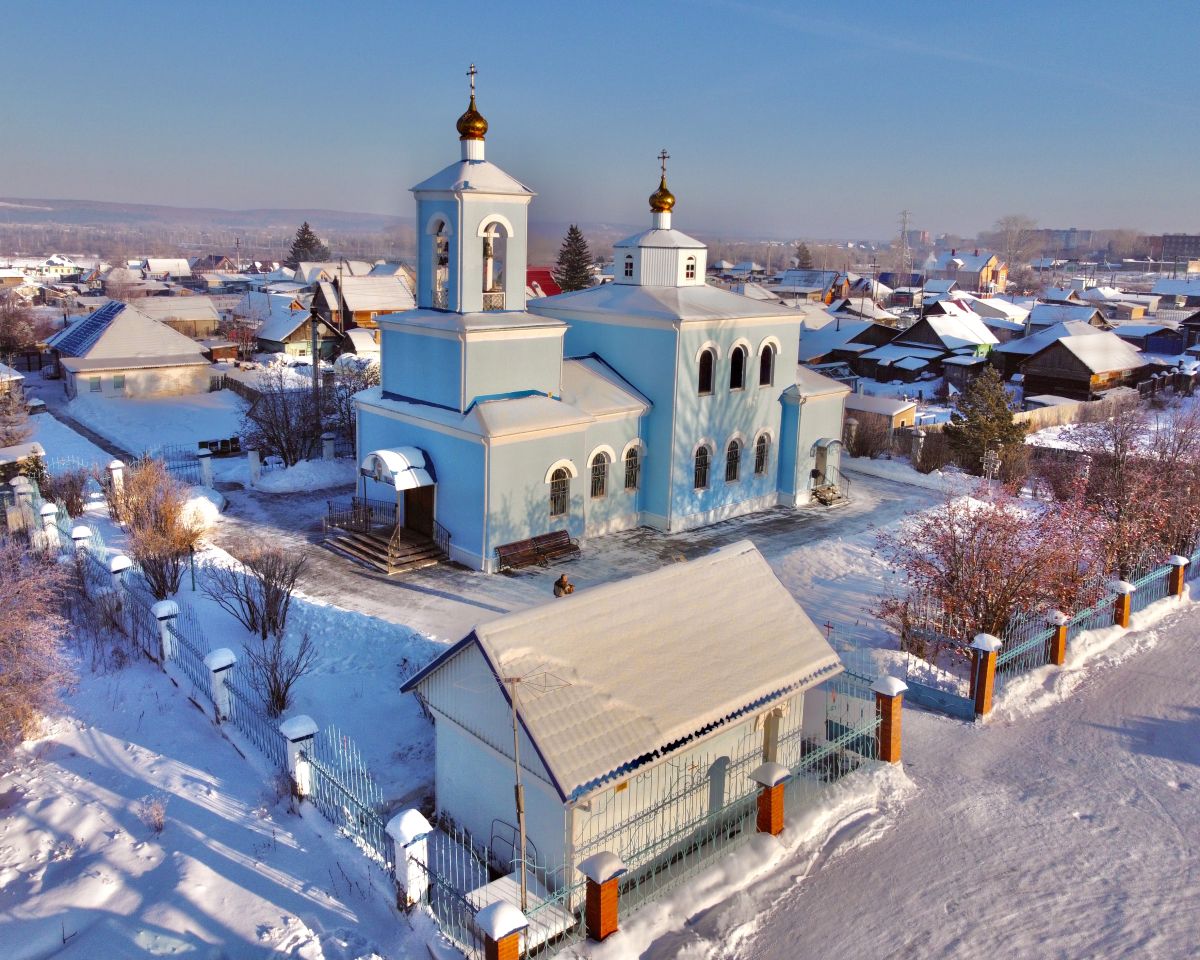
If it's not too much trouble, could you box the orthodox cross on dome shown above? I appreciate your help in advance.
[649,148,676,214]
[467,62,477,96]
[658,148,670,177]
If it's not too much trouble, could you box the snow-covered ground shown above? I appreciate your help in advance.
[213,457,358,493]
[27,414,112,469]
[66,391,246,455]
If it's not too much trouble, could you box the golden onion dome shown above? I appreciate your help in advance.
[457,95,488,141]
[649,174,675,213]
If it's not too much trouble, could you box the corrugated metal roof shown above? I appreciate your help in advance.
[406,541,841,799]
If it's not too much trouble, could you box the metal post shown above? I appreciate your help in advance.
[506,677,529,912]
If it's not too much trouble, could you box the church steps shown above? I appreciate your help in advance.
[324,528,445,576]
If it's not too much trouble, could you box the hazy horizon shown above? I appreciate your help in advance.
[4,0,1198,240]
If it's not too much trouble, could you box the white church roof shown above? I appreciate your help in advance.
[406,540,842,799]
[530,281,800,326]
[613,227,704,250]
[561,356,650,417]
[411,159,535,197]
[377,308,564,335]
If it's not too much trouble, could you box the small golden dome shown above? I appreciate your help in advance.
[649,174,675,213]
[457,95,488,141]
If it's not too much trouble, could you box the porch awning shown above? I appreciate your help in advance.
[360,447,435,490]
[812,437,842,450]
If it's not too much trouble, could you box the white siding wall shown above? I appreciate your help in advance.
[67,364,211,399]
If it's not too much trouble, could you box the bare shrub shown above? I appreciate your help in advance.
[136,793,168,834]
[913,430,952,474]
[44,467,89,518]
[325,359,379,443]
[203,548,306,640]
[0,536,72,752]
[245,631,317,717]
[240,366,321,467]
[845,417,892,459]
[116,461,205,599]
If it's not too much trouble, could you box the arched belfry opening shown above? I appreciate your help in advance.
[482,221,508,311]
[432,221,450,309]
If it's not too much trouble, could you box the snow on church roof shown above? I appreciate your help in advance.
[529,280,800,326]
[405,541,842,798]
[411,159,535,196]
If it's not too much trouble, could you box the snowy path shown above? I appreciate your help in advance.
[645,598,1200,959]
[0,663,409,959]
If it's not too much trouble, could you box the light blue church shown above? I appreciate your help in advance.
[354,78,849,572]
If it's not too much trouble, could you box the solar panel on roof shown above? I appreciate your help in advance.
[55,301,125,357]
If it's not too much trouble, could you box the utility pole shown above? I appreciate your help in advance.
[897,210,912,282]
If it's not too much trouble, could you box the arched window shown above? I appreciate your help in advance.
[694,446,711,489]
[590,452,609,499]
[481,223,507,311]
[624,255,634,278]
[759,343,775,386]
[754,434,770,475]
[698,348,715,395]
[624,447,640,490]
[725,440,741,483]
[549,468,570,517]
[432,221,449,309]
[685,256,696,280]
[729,345,747,390]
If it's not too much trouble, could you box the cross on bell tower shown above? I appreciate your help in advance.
[658,148,669,177]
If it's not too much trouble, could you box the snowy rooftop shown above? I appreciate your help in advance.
[530,281,800,326]
[793,365,851,399]
[844,393,916,415]
[378,307,564,335]
[1028,303,1104,327]
[411,158,535,196]
[996,320,1104,356]
[1048,332,1145,374]
[323,275,416,314]
[920,313,999,349]
[798,318,872,361]
[128,296,220,323]
[407,541,841,798]
[614,226,705,250]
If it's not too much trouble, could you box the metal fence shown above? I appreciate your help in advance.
[1130,564,1173,614]
[226,663,289,772]
[304,725,390,865]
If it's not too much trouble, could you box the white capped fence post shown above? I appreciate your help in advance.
[39,503,59,550]
[322,432,336,462]
[1168,555,1190,598]
[107,459,125,497]
[475,902,528,960]
[197,448,213,488]
[247,450,262,488]
[11,475,34,508]
[385,809,433,909]
[203,648,236,721]
[279,715,318,798]
[70,524,91,554]
[109,554,132,590]
[578,851,628,942]
[151,600,180,661]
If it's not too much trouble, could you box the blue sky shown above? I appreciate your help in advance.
[3,0,1197,238]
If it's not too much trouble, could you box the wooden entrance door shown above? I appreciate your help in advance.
[404,486,435,538]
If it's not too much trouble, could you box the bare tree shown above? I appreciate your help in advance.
[325,359,379,442]
[117,460,206,599]
[43,467,89,518]
[245,631,317,717]
[0,296,52,358]
[985,214,1039,270]
[218,315,259,362]
[0,536,72,752]
[203,547,306,641]
[240,365,321,466]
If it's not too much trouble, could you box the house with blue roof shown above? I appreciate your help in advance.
[349,77,850,573]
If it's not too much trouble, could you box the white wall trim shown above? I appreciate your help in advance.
[586,444,617,466]
[475,213,516,238]
[424,213,454,236]
[544,458,579,483]
[728,337,753,360]
[694,340,723,362]
[620,438,645,461]
[691,437,716,457]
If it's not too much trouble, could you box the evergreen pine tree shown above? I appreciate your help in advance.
[943,366,1027,475]
[794,242,814,270]
[552,225,593,292]
[285,222,331,269]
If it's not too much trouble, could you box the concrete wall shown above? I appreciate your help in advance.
[67,364,211,399]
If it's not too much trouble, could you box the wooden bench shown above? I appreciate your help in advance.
[532,530,580,563]
[496,538,542,571]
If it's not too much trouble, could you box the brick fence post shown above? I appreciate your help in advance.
[475,901,527,960]
[322,431,336,462]
[872,676,908,762]
[578,851,628,942]
[279,715,318,798]
[1168,555,1190,598]
[385,809,433,909]
[203,648,236,721]
[1110,580,1134,628]
[971,633,1002,717]
[1046,610,1069,667]
[749,762,790,836]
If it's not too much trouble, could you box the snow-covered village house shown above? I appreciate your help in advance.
[349,81,851,572]
[400,541,860,926]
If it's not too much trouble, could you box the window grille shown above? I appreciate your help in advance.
[759,344,775,386]
[624,448,640,490]
[726,440,741,482]
[550,468,570,517]
[624,256,634,278]
[685,257,696,280]
[755,435,769,475]
[694,446,710,489]
[590,454,608,498]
